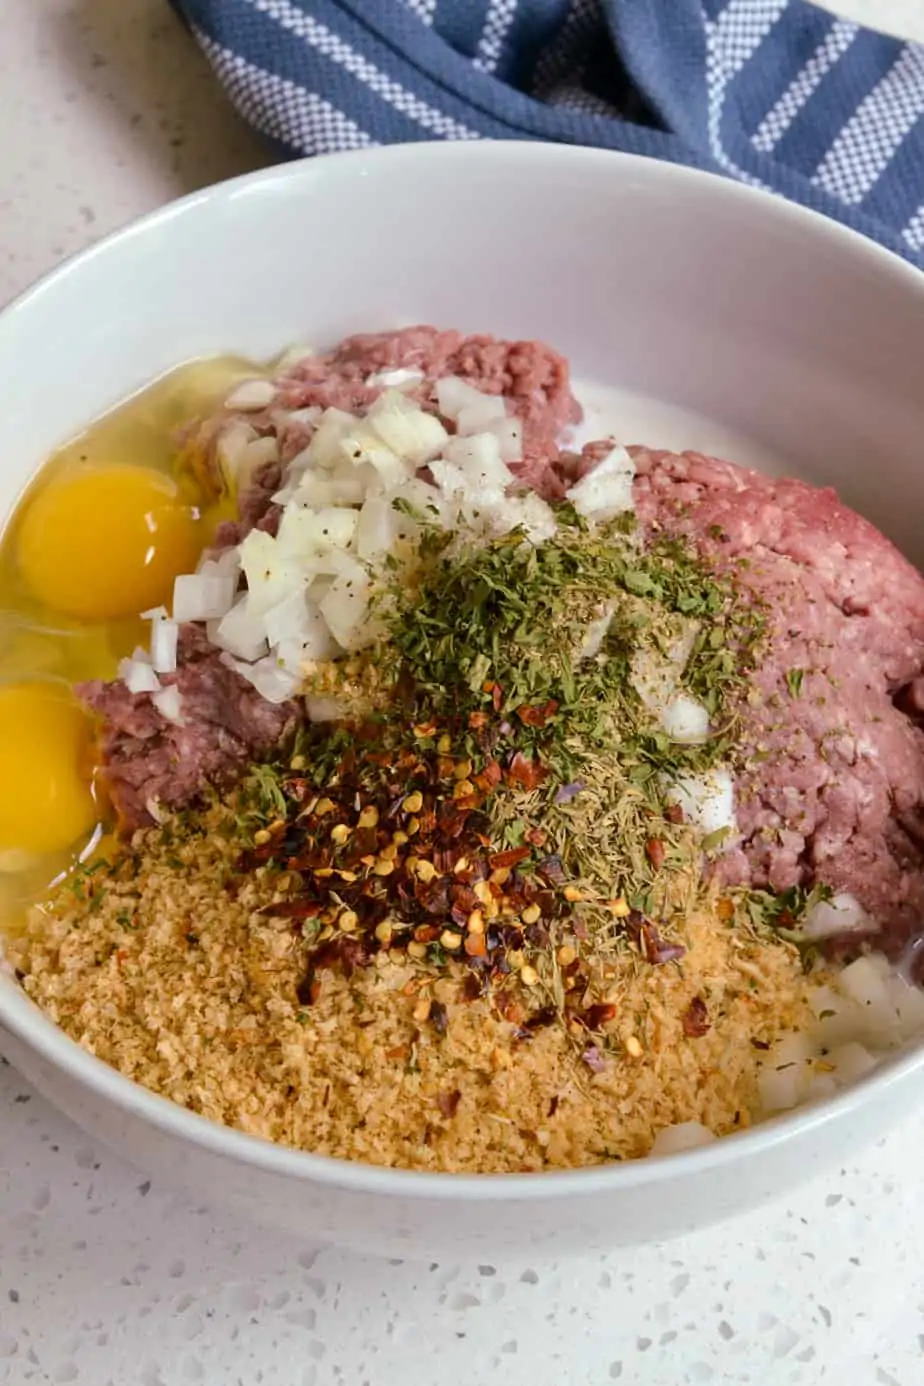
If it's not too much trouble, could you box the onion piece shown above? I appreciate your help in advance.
[837,953,892,1009]
[152,685,184,724]
[225,653,300,705]
[650,1122,716,1156]
[664,769,736,839]
[149,615,179,674]
[455,395,507,435]
[367,390,448,465]
[225,379,277,412]
[445,433,514,494]
[119,657,161,695]
[660,694,710,744]
[827,1041,878,1084]
[435,375,495,420]
[802,892,871,941]
[565,444,635,521]
[172,572,237,623]
[366,367,424,389]
[213,597,269,662]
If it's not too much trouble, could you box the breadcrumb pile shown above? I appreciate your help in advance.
[9,808,818,1173]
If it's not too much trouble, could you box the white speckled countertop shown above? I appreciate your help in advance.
[3,3,924,1383]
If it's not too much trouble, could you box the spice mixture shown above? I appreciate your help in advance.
[11,510,821,1170]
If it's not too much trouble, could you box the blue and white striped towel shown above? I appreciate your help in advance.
[172,0,924,267]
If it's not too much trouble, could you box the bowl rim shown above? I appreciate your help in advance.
[3,138,924,1200]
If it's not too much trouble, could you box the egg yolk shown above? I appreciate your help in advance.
[0,683,97,854]
[17,464,201,620]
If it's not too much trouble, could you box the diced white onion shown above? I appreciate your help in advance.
[119,657,161,695]
[802,892,871,941]
[455,395,507,436]
[366,367,424,389]
[758,1059,809,1113]
[660,693,710,744]
[355,496,396,561]
[340,424,409,489]
[445,432,514,494]
[226,653,300,705]
[172,573,237,623]
[650,1122,716,1156]
[565,445,636,521]
[837,953,892,1010]
[225,379,277,411]
[216,421,259,484]
[213,598,269,662]
[487,415,523,463]
[367,390,448,465]
[826,1041,877,1084]
[319,571,372,651]
[579,604,616,661]
[275,343,315,370]
[149,615,179,674]
[665,769,736,839]
[152,685,184,724]
[307,408,359,470]
[435,375,494,421]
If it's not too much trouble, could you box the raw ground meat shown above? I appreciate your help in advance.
[79,626,297,827]
[628,445,924,956]
[84,327,924,957]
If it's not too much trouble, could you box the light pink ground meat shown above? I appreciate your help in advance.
[630,445,924,955]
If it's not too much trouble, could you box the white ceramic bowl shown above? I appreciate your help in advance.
[2,142,924,1261]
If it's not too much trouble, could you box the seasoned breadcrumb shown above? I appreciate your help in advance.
[8,810,818,1174]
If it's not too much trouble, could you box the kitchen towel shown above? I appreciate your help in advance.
[172,0,924,267]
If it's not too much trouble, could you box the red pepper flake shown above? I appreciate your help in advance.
[468,711,490,730]
[664,803,685,825]
[582,1002,617,1031]
[429,999,449,1034]
[682,996,710,1037]
[506,751,548,790]
[646,838,666,870]
[488,845,531,870]
[464,932,487,957]
[525,826,548,848]
[473,759,502,792]
[437,1089,461,1119]
[515,699,559,728]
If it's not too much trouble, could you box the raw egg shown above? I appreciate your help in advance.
[0,682,97,854]
[17,463,202,620]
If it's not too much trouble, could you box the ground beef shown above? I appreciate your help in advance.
[630,445,924,954]
[275,325,581,481]
[79,626,297,828]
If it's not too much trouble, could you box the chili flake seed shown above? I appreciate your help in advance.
[466,909,485,934]
[437,733,453,755]
[625,1035,644,1058]
[440,930,463,951]
[330,824,351,846]
[403,791,423,814]
[314,797,335,816]
[358,805,380,829]
[453,759,473,781]
[520,964,540,987]
[374,920,394,945]
[508,949,525,971]
[609,897,630,917]
[406,816,421,836]
[373,857,395,877]
[453,779,475,800]
[253,829,271,847]
[557,944,577,966]
[521,903,541,925]
[415,859,437,882]
[563,885,583,902]
[392,830,409,847]
[289,754,307,771]
[407,941,427,960]
[338,910,359,934]
[453,857,470,875]
[379,842,399,862]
